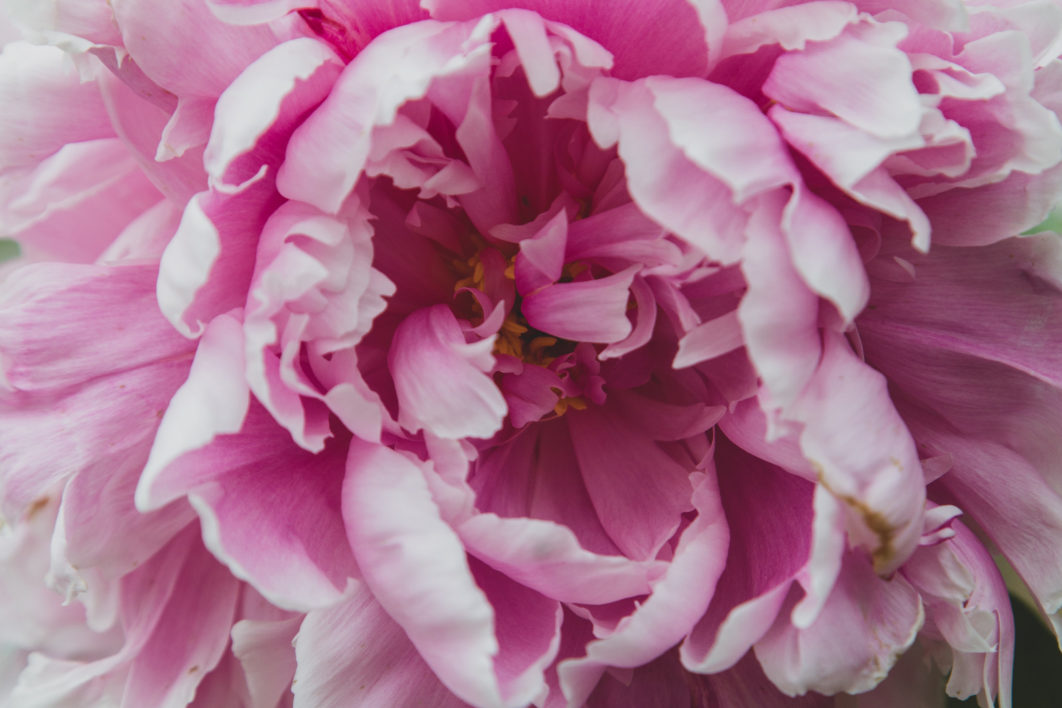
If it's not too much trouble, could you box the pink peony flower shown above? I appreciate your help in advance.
[2,0,1061,706]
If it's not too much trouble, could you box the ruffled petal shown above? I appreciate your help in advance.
[342,440,505,707]
[389,305,506,440]
[292,584,469,708]
[754,551,923,696]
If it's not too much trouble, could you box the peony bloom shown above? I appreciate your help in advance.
[1,0,1061,706]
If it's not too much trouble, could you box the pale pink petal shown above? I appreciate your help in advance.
[205,37,343,189]
[587,77,793,265]
[277,18,499,214]
[0,264,187,391]
[292,584,468,708]
[0,42,112,167]
[720,1,859,58]
[790,331,926,574]
[157,181,281,337]
[738,192,821,410]
[754,551,924,696]
[120,537,241,708]
[764,22,922,139]
[111,0,281,98]
[97,70,209,205]
[231,615,301,708]
[389,305,506,440]
[459,513,665,605]
[1,141,163,264]
[162,405,358,611]
[138,313,249,511]
[342,440,504,707]
[903,521,1014,707]
[207,0,317,25]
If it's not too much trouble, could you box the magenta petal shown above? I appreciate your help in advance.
[342,439,504,707]
[521,266,637,343]
[566,405,693,560]
[559,469,728,706]
[389,305,506,439]
[179,406,357,611]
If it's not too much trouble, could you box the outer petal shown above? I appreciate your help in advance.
[754,551,924,696]
[789,331,926,574]
[0,43,112,167]
[342,440,504,707]
[111,0,281,98]
[292,584,469,708]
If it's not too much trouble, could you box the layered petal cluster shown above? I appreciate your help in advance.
[2,1,1061,706]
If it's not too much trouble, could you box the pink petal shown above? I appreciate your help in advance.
[389,305,506,440]
[205,37,343,189]
[754,551,923,696]
[138,313,250,511]
[0,43,113,167]
[790,331,926,574]
[472,422,623,558]
[521,266,636,344]
[423,0,716,79]
[566,405,694,560]
[342,440,504,707]
[179,406,357,611]
[917,164,1062,246]
[764,22,922,139]
[157,180,282,337]
[0,264,188,391]
[111,0,282,98]
[292,585,469,708]
[558,469,728,706]
[459,513,665,605]
[470,558,562,706]
[682,438,816,673]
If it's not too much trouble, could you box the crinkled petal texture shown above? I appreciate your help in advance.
[2,1,1062,708]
